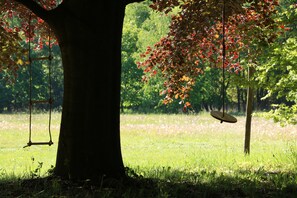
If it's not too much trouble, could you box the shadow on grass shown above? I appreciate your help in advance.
[0,168,296,197]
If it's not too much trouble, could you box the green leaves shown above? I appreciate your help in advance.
[269,104,297,126]
[257,38,297,102]
[0,0,58,82]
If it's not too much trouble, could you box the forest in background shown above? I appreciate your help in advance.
[1,0,297,123]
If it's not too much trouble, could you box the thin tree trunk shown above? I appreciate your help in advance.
[241,70,246,113]
[237,86,241,112]
[244,66,255,155]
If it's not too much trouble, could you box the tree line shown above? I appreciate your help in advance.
[1,0,297,122]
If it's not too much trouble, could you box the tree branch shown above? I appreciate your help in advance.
[14,0,49,21]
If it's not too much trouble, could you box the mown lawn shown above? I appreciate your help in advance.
[0,113,297,197]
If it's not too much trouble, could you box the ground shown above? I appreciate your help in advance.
[0,113,297,197]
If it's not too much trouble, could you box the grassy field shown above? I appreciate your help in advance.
[0,113,297,197]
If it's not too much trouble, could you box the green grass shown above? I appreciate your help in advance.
[1,113,297,197]
[0,113,60,179]
[121,114,297,172]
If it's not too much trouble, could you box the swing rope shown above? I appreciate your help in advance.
[24,14,53,147]
[222,0,226,118]
[28,14,32,145]
[210,0,237,124]
[48,28,53,146]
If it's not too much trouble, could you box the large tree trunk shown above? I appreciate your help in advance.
[50,2,126,180]
[16,0,144,181]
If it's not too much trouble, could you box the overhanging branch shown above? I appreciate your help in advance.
[14,0,49,21]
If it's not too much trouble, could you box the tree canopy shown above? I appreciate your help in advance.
[139,0,281,106]
[0,0,292,115]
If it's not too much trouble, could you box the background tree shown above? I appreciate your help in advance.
[121,1,173,113]
[257,0,297,126]
[121,12,143,113]
[190,68,222,112]
[135,2,174,112]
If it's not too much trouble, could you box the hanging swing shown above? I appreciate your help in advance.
[210,1,237,124]
[24,15,54,148]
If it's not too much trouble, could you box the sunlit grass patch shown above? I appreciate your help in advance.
[121,113,297,173]
[1,113,297,176]
[0,113,60,178]
[0,112,297,197]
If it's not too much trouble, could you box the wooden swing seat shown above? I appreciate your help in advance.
[210,110,237,123]
[23,141,53,148]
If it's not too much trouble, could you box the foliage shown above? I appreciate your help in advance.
[1,0,297,117]
[0,43,63,112]
[256,0,297,125]
[189,67,222,111]
[0,0,63,112]
[258,38,297,101]
[269,104,297,126]
[0,26,25,83]
[139,0,280,105]
[121,8,143,112]
[0,0,57,73]
[121,1,175,113]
